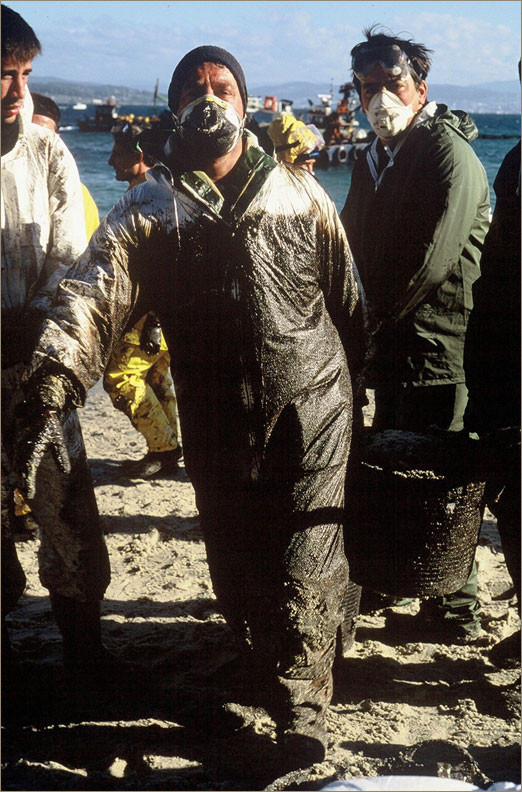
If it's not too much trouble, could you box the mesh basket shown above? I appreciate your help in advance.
[344,430,486,597]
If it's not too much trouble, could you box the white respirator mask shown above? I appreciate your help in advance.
[365,89,414,141]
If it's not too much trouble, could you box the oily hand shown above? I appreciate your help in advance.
[15,408,71,500]
[139,313,162,356]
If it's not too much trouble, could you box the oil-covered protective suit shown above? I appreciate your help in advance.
[102,174,181,465]
[28,132,361,748]
[1,89,110,613]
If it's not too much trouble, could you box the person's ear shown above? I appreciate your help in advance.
[417,80,428,103]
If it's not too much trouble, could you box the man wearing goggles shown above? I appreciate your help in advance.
[341,26,490,645]
[352,42,426,82]
[350,36,430,144]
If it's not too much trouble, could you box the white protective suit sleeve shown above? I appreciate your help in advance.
[1,89,87,315]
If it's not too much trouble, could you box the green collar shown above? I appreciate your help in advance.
[177,135,277,223]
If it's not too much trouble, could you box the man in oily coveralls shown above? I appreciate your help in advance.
[15,44,366,771]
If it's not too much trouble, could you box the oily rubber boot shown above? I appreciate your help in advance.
[277,711,327,772]
[273,672,331,772]
[336,580,362,659]
[2,616,19,672]
[49,593,123,686]
[489,629,521,669]
[126,446,183,479]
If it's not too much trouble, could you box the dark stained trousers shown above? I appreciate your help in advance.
[194,395,351,735]
[1,364,110,614]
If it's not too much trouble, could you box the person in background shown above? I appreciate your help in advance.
[103,121,182,479]
[13,93,100,539]
[341,25,490,643]
[30,89,59,129]
[15,44,364,772]
[31,92,100,240]
[323,111,344,146]
[464,127,521,668]
[1,5,112,684]
[31,105,182,480]
[268,114,325,174]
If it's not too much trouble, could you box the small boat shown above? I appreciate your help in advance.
[72,101,87,111]
[247,95,294,126]
[77,96,119,132]
[306,82,373,166]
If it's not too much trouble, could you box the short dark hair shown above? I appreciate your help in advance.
[351,25,433,96]
[32,92,61,127]
[111,121,156,167]
[1,5,42,62]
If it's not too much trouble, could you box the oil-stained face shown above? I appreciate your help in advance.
[1,58,32,125]
[175,62,245,160]
[177,62,244,118]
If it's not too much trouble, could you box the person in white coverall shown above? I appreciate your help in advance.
[1,4,111,686]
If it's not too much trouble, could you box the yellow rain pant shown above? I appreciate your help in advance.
[103,314,180,453]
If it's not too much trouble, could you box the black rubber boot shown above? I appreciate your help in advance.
[489,629,521,669]
[276,711,327,772]
[272,671,331,772]
[125,446,183,479]
[49,593,121,686]
[2,616,18,671]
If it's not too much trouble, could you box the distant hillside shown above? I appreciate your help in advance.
[31,76,521,115]
[249,80,521,115]
[29,77,158,106]
[425,81,521,114]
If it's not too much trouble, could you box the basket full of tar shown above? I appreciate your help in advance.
[344,430,486,598]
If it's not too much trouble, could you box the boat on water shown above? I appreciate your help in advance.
[74,82,372,167]
[247,94,294,126]
[72,101,87,111]
[77,96,119,132]
[306,82,373,166]
[247,85,373,166]
[247,94,294,115]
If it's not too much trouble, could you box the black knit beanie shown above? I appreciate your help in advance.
[168,45,248,115]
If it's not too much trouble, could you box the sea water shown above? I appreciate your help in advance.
[60,106,520,216]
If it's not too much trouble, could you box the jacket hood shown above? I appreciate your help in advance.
[19,87,34,139]
[426,102,479,143]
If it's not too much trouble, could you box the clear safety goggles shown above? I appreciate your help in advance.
[352,44,420,81]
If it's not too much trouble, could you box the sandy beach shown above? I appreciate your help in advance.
[3,382,520,791]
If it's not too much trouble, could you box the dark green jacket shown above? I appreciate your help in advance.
[341,103,490,388]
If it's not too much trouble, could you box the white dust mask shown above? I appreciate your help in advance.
[365,89,414,141]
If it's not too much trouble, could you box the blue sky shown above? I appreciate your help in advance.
[5,1,521,92]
